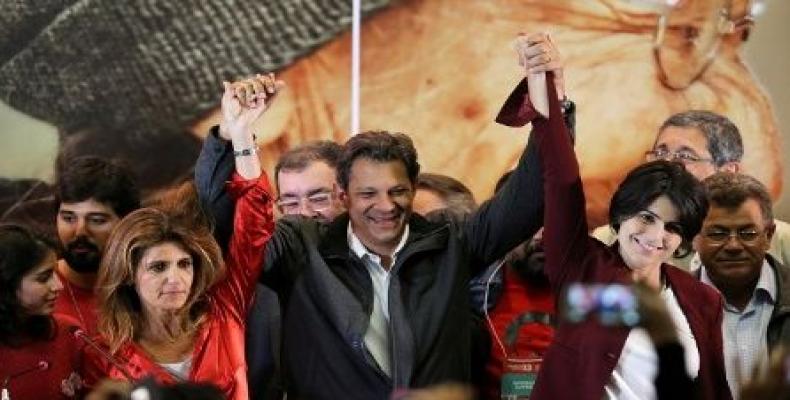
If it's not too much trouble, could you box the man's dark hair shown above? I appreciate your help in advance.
[274,140,343,187]
[658,110,743,167]
[703,172,774,226]
[55,156,140,217]
[609,160,709,257]
[416,173,477,215]
[337,131,420,190]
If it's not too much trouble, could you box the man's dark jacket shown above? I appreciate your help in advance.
[195,127,545,399]
[766,255,790,348]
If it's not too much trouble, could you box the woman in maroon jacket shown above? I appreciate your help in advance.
[496,34,730,400]
[0,224,84,399]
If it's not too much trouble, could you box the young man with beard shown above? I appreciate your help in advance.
[695,172,790,396]
[471,172,556,400]
[53,156,140,334]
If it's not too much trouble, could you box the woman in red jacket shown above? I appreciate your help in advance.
[496,34,730,400]
[0,224,84,399]
[81,74,280,400]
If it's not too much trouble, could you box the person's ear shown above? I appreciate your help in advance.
[336,185,349,205]
[765,222,776,243]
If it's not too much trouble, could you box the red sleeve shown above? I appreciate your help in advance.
[210,171,275,322]
[79,344,111,392]
[496,75,591,289]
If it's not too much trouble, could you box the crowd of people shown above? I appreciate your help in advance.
[1,33,789,400]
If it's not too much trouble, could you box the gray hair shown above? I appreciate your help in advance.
[658,110,743,167]
[416,173,477,215]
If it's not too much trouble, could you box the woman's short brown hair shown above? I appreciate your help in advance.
[97,207,223,353]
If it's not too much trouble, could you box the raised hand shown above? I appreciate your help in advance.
[515,32,565,100]
[219,73,285,141]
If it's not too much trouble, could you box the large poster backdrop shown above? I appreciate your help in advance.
[0,0,784,228]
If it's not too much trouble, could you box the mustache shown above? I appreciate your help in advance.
[65,236,100,253]
[716,257,752,262]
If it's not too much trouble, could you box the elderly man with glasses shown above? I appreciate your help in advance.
[694,172,790,397]
[592,110,790,270]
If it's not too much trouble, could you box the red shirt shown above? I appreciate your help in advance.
[0,315,84,399]
[82,172,274,400]
[54,267,98,335]
[482,267,555,400]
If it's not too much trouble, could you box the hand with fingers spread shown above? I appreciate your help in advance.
[515,32,565,100]
[219,73,285,141]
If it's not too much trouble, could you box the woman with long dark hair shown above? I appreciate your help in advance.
[496,34,730,400]
[0,224,84,398]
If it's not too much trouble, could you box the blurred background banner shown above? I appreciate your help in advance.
[1,0,787,226]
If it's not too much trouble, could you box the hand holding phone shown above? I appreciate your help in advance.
[561,283,640,327]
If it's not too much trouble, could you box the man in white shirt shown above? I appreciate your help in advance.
[695,172,790,397]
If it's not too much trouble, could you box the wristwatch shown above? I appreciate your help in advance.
[560,96,574,115]
[233,147,257,157]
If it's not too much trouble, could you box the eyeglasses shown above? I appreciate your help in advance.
[653,0,758,89]
[703,227,763,244]
[276,191,333,214]
[645,148,713,164]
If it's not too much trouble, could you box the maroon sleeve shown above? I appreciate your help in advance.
[496,74,591,289]
[706,296,733,400]
[495,78,540,127]
[210,172,275,322]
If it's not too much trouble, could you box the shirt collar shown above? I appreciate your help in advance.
[701,258,776,306]
[347,222,410,264]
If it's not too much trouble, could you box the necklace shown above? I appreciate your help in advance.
[64,278,88,331]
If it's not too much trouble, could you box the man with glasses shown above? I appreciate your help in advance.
[256,140,347,399]
[694,172,790,396]
[274,141,345,223]
[198,136,344,399]
[644,110,742,181]
[592,110,790,269]
[200,135,345,400]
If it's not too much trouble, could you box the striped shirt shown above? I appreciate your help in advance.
[700,261,776,398]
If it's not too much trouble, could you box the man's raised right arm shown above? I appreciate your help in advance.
[195,126,236,251]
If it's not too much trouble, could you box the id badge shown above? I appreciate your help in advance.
[500,356,542,399]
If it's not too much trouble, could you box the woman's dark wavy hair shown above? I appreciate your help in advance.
[609,160,708,258]
[0,224,57,346]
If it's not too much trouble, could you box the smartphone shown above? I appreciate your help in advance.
[561,283,640,327]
